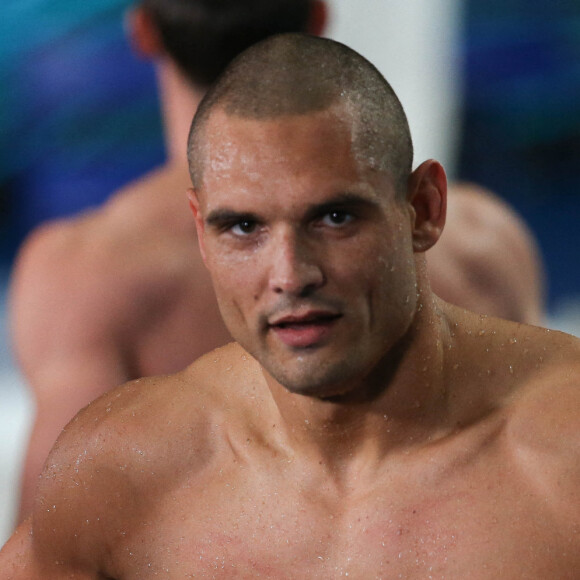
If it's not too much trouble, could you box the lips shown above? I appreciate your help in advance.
[268,311,342,348]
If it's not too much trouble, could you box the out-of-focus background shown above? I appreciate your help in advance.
[1,0,580,543]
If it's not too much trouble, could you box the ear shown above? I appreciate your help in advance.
[406,160,447,253]
[187,188,208,263]
[125,6,164,59]
[307,0,328,36]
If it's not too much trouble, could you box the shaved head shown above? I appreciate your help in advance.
[188,33,413,193]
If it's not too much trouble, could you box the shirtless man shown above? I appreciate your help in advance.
[10,0,544,527]
[2,34,578,578]
[9,0,328,518]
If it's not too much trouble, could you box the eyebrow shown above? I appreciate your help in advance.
[205,209,259,228]
[205,192,380,228]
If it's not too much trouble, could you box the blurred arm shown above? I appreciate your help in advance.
[9,221,133,522]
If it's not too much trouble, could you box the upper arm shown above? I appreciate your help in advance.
[0,500,102,580]
[1,389,142,579]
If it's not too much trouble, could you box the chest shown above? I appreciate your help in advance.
[105,457,578,579]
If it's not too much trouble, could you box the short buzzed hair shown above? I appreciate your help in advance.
[188,33,414,193]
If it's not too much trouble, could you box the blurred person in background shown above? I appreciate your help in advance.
[427,182,545,326]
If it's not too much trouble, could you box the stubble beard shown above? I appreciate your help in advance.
[261,346,375,400]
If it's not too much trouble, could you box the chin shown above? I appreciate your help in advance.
[269,360,360,400]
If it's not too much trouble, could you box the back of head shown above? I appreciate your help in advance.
[188,33,414,193]
[141,0,313,87]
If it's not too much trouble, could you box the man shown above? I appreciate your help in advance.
[9,0,328,518]
[2,34,578,577]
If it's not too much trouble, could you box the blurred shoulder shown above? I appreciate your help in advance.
[428,182,545,324]
[11,163,193,289]
[10,165,197,337]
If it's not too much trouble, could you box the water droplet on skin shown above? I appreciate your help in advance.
[509,337,517,344]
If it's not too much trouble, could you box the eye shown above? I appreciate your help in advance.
[231,219,258,236]
[321,210,354,227]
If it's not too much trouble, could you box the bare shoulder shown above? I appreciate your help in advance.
[25,355,237,565]
[10,166,201,371]
[427,182,545,323]
[9,210,120,370]
[509,326,580,441]
[39,342,261,502]
[502,326,580,515]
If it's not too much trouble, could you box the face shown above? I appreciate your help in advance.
[191,106,420,398]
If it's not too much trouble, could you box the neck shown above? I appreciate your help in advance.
[156,59,205,167]
[264,281,456,475]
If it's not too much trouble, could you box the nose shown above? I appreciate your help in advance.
[268,228,325,296]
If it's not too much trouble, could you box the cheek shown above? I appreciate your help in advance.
[206,247,262,305]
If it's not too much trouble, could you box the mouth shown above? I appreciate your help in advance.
[268,311,342,348]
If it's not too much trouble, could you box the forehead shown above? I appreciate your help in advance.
[203,106,354,170]
[196,106,394,207]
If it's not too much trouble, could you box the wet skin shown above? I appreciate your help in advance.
[191,106,421,400]
[1,106,580,579]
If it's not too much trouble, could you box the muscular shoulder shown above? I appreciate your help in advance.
[510,329,580,444]
[503,329,580,516]
[40,342,260,498]
[29,362,227,560]
[12,167,194,299]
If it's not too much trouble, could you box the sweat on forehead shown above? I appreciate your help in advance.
[188,33,413,191]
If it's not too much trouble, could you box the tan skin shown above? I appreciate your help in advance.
[10,0,545,526]
[2,106,579,578]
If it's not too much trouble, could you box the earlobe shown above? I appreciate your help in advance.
[407,160,447,253]
[187,188,208,263]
